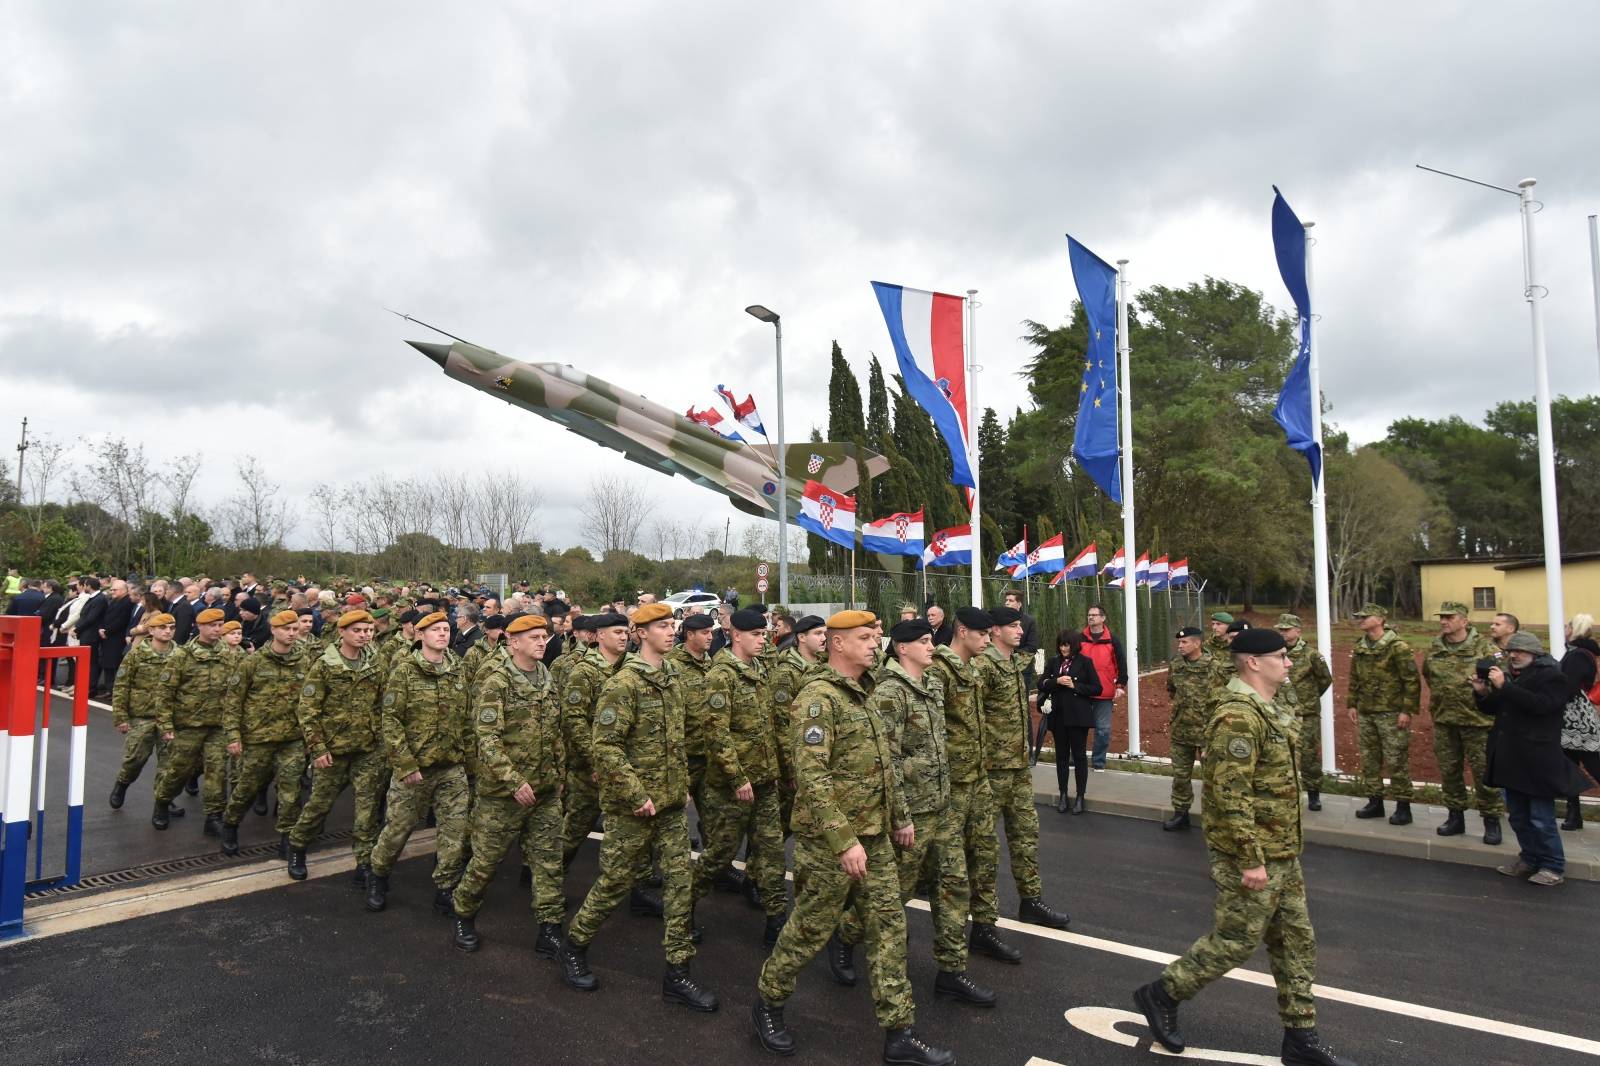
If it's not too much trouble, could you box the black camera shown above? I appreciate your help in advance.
[1476,658,1498,681]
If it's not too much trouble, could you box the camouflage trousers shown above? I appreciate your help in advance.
[222,739,306,833]
[1434,724,1503,814]
[562,768,600,866]
[958,773,1000,925]
[971,767,1042,923]
[452,794,565,923]
[370,763,470,886]
[693,779,788,917]
[567,806,696,965]
[153,726,226,814]
[1356,712,1413,800]
[840,799,970,972]
[1170,741,1201,812]
[1162,852,1317,1029]
[288,747,386,864]
[115,718,167,787]
[757,832,914,1030]
[1297,713,1323,791]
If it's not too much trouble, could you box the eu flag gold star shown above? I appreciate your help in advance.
[1093,397,1102,408]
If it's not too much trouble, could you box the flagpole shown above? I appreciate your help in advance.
[966,289,982,608]
[850,546,857,608]
[1116,259,1141,757]
[1303,222,1337,774]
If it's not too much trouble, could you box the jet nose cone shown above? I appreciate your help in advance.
[408,340,451,368]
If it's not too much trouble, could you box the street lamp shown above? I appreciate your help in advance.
[745,304,788,605]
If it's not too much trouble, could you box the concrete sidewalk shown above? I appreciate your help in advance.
[1027,761,1600,882]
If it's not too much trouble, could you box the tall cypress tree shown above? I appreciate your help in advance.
[865,355,892,514]
[827,342,866,442]
[976,407,1017,542]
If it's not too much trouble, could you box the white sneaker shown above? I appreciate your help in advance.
[1092,767,1105,773]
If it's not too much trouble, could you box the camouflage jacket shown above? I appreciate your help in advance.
[473,657,564,799]
[224,643,311,747]
[382,649,470,776]
[591,654,689,815]
[927,647,983,783]
[562,648,625,775]
[112,641,171,726]
[705,649,778,789]
[973,645,1031,771]
[550,638,587,691]
[667,644,716,759]
[1422,627,1497,728]
[297,643,386,759]
[1348,629,1420,716]
[872,660,949,816]
[157,638,232,733]
[1166,651,1215,746]
[1208,650,1239,706]
[1283,638,1333,717]
[766,647,827,786]
[1202,677,1303,865]
[790,669,909,856]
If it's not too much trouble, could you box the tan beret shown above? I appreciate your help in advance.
[146,612,176,628]
[415,611,449,632]
[827,609,877,630]
[220,620,242,633]
[195,608,226,625]
[270,610,300,628]
[630,602,673,626]
[506,614,548,634]
[337,609,374,629]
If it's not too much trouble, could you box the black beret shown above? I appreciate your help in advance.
[1230,628,1286,655]
[730,608,767,632]
[680,614,714,632]
[398,609,421,625]
[792,615,826,635]
[1226,619,1251,634]
[1174,626,1202,639]
[570,614,593,632]
[590,612,629,630]
[481,615,507,631]
[988,606,1022,625]
[955,606,992,630]
[239,597,262,613]
[890,619,933,643]
[546,600,569,617]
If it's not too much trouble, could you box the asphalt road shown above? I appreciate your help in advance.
[4,764,1597,1066]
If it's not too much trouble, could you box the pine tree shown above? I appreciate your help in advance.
[976,407,1017,542]
[865,355,892,514]
[827,342,866,442]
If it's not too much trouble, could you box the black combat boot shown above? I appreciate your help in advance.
[151,800,169,831]
[933,970,996,1007]
[752,1000,796,1056]
[763,913,787,948]
[534,922,562,960]
[365,873,389,912]
[969,922,1022,963]
[1306,790,1321,811]
[629,885,664,918]
[252,787,269,817]
[185,775,200,796]
[1354,796,1385,819]
[351,863,369,888]
[882,1028,955,1066]
[277,834,289,860]
[287,846,308,881]
[1132,979,1184,1053]
[1019,896,1070,929]
[827,933,856,986]
[1435,809,1466,836]
[1482,815,1502,846]
[712,867,747,894]
[220,821,240,856]
[452,911,480,952]
[1162,810,1191,831]
[109,780,128,810]
[741,875,763,909]
[203,813,222,837]
[1562,798,1583,831]
[433,887,455,916]
[663,964,719,1012]
[165,803,185,819]
[1388,800,1412,826]
[560,937,598,991]
[1281,1026,1356,1065]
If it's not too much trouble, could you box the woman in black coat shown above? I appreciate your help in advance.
[1558,619,1600,830]
[1038,629,1102,814]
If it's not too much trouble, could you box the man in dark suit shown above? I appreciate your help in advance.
[37,581,65,644]
[71,577,107,696]
[96,579,135,696]
[169,582,199,645]
[5,579,45,617]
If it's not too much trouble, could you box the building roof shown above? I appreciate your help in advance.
[1416,552,1600,572]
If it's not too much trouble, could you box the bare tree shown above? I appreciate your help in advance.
[21,434,69,535]
[341,481,374,559]
[578,475,651,556]
[164,453,202,572]
[75,436,157,571]
[308,483,342,573]
[650,518,677,561]
[220,455,290,553]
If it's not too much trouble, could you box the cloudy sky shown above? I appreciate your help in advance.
[5,2,1599,553]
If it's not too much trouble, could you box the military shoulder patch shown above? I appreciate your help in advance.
[803,724,825,745]
[807,704,820,718]
[773,688,791,705]
[1227,736,1252,759]
[709,692,727,709]
[598,707,617,726]
[160,671,172,682]
[479,709,497,723]
[302,682,317,697]
[566,690,583,704]
[383,691,396,706]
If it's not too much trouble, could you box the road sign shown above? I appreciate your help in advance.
[756,563,769,577]
[756,577,769,593]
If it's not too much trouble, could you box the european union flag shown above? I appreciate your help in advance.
[1067,236,1121,503]
[1270,187,1322,485]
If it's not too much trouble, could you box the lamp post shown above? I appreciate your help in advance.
[745,304,787,605]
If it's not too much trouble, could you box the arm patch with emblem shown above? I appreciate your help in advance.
[803,724,825,745]
[598,707,617,726]
[1227,736,1252,759]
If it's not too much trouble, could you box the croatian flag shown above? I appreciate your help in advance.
[1064,542,1098,580]
[1103,547,1126,579]
[870,282,975,487]
[862,509,924,557]
[1148,555,1171,590]
[795,480,856,548]
[996,538,1028,572]
[1132,551,1151,586]
[1169,558,1190,587]
[1107,576,1125,589]
[920,524,973,569]
[1024,534,1066,577]
[685,405,744,443]
[715,386,767,437]
[1048,568,1068,588]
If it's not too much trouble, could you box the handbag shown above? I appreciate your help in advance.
[1560,691,1600,752]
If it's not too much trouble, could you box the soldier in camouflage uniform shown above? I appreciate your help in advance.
[551,613,594,692]
[765,615,828,839]
[286,610,387,883]
[1421,602,1504,844]
[1163,626,1213,831]
[1205,611,1235,658]
[220,611,310,857]
[1276,614,1334,811]
[1348,603,1421,826]
[561,613,630,870]
[691,608,788,944]
[839,619,996,1007]
[460,614,508,687]
[753,611,952,1065]
[559,603,719,1012]
[151,609,233,835]
[451,615,566,956]
[366,612,471,914]
[667,613,717,854]
[1134,628,1354,1066]
[971,605,1071,931]
[109,612,177,812]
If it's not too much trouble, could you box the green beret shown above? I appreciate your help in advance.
[1209,611,1234,624]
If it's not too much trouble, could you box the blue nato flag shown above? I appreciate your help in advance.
[1067,236,1122,504]
[1271,187,1322,485]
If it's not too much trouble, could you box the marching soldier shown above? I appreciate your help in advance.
[461,614,508,686]
[667,613,717,851]
[561,612,630,871]
[1421,602,1503,844]
[1276,614,1333,811]
[1163,626,1212,832]
[151,608,233,835]
[109,612,179,816]
[1348,604,1421,826]
[766,614,828,838]
[220,610,311,858]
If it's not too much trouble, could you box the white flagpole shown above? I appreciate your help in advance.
[1116,260,1141,756]
[1304,222,1337,774]
[1589,215,1600,379]
[1521,179,1566,655]
[966,289,983,608]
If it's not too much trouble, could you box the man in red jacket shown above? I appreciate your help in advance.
[1080,604,1129,770]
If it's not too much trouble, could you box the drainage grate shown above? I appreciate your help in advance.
[25,829,356,901]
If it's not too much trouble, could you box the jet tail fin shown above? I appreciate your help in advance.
[787,442,889,493]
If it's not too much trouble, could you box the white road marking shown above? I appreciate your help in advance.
[1063,1006,1282,1063]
